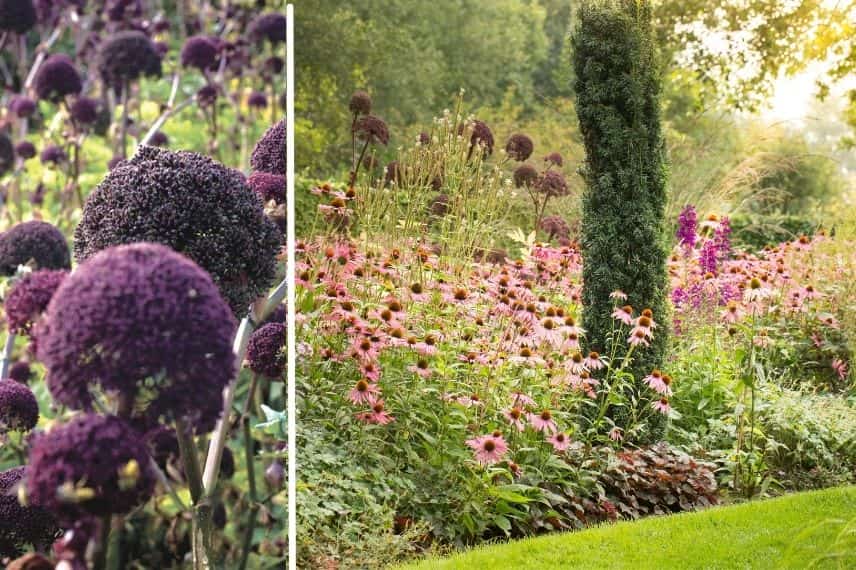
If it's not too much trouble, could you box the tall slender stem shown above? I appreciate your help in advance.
[119,81,130,159]
[0,331,15,379]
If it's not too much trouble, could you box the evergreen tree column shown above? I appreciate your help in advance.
[573,0,669,380]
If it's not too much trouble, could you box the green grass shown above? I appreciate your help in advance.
[402,487,856,569]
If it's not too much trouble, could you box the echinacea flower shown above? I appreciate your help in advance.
[465,433,508,466]
[503,407,526,431]
[628,328,650,347]
[608,427,623,441]
[528,409,557,433]
[609,290,628,301]
[611,305,633,326]
[831,358,848,380]
[584,351,604,370]
[643,369,672,396]
[357,399,394,425]
[348,379,380,405]
[652,398,671,415]
[547,432,571,452]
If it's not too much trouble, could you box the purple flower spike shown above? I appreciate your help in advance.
[676,205,698,250]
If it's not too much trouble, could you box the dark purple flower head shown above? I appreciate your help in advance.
[539,215,570,240]
[676,205,697,249]
[75,147,281,315]
[513,164,538,188]
[106,0,143,22]
[0,132,13,175]
[69,97,98,125]
[35,0,86,27]
[149,130,169,147]
[464,120,494,157]
[264,56,284,75]
[247,12,286,45]
[538,170,569,197]
[143,425,179,471]
[248,172,285,205]
[8,96,36,119]
[0,380,38,433]
[107,155,125,170]
[250,119,286,176]
[26,414,156,524]
[0,221,70,276]
[5,269,67,334]
[0,467,60,559]
[8,361,31,384]
[33,54,82,102]
[354,115,389,146]
[247,91,268,109]
[699,239,718,275]
[38,244,238,431]
[429,193,450,217]
[181,35,220,70]
[220,446,235,479]
[15,141,36,160]
[39,144,67,165]
[96,31,162,90]
[505,133,533,162]
[264,304,285,326]
[196,84,219,107]
[246,323,285,378]
[418,131,431,145]
[348,90,372,116]
[544,152,563,167]
[0,0,36,33]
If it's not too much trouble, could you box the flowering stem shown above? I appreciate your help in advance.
[91,514,112,570]
[175,417,214,570]
[119,81,130,159]
[0,331,15,379]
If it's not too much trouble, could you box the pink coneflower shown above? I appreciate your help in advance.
[629,309,657,339]
[610,290,628,301]
[561,332,582,352]
[722,301,743,324]
[567,351,587,374]
[628,328,650,347]
[652,398,671,415]
[509,346,546,366]
[537,317,563,345]
[510,392,536,408]
[348,379,380,405]
[612,305,634,326]
[357,399,394,425]
[466,432,508,466]
[583,351,604,371]
[408,358,432,378]
[831,358,848,380]
[503,407,527,431]
[359,361,381,382]
[819,314,840,330]
[559,315,586,337]
[608,427,623,441]
[744,277,772,302]
[351,336,380,362]
[753,330,771,348]
[413,334,439,356]
[643,369,672,395]
[548,432,571,452]
[528,409,558,433]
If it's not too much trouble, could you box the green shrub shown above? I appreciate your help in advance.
[729,213,820,251]
[573,0,670,433]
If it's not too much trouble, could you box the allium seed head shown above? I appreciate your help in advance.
[248,172,286,205]
[37,244,238,432]
[8,361,31,384]
[33,54,82,102]
[75,146,281,314]
[8,96,36,119]
[247,91,268,109]
[505,133,533,161]
[0,132,14,174]
[96,31,162,90]
[0,0,36,33]
[4,269,67,334]
[180,35,220,70]
[348,90,372,115]
[0,467,60,559]
[0,380,39,433]
[0,221,70,275]
[70,96,99,125]
[247,12,286,45]
[246,323,285,378]
[26,414,156,524]
[250,119,286,176]
[39,144,66,165]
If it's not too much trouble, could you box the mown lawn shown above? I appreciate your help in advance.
[402,487,856,569]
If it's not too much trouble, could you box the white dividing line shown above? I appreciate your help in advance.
[286,4,297,570]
